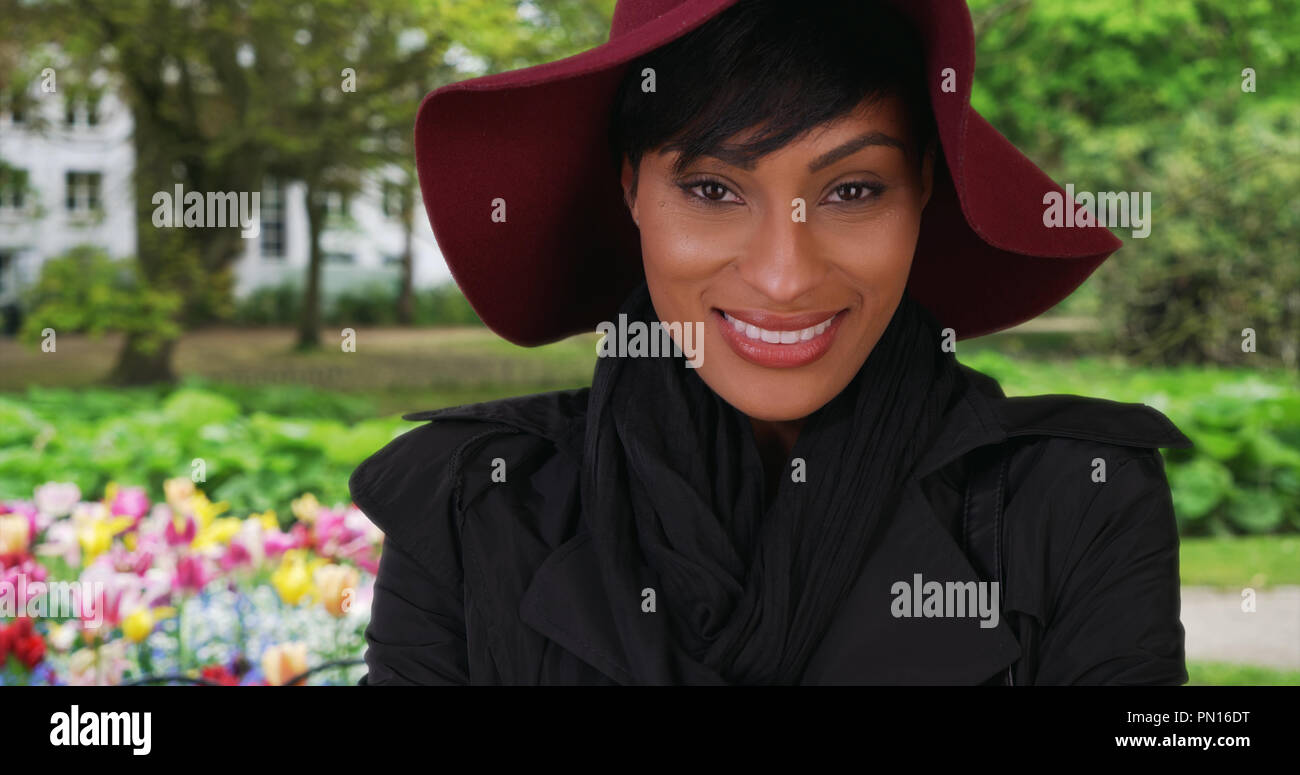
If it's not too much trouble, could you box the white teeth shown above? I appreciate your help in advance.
[721,311,838,344]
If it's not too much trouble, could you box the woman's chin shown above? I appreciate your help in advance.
[708,380,841,423]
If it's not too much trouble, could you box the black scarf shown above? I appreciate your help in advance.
[581,281,959,684]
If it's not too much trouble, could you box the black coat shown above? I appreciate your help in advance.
[349,364,1192,685]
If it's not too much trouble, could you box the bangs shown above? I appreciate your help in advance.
[609,0,935,183]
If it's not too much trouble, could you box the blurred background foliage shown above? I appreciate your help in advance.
[969,0,1300,367]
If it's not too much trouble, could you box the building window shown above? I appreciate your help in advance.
[65,171,101,213]
[381,181,404,218]
[322,190,349,220]
[0,251,12,295]
[0,168,27,211]
[381,253,403,266]
[1,93,23,125]
[324,251,354,265]
[64,96,100,128]
[260,178,285,259]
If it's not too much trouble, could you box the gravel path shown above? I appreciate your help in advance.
[1181,586,1300,669]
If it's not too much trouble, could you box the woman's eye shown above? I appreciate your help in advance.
[824,182,882,204]
[683,180,740,204]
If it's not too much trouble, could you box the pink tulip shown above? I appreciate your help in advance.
[1,555,48,587]
[110,486,151,522]
[172,554,214,595]
[164,513,197,546]
[263,527,304,557]
[219,540,252,572]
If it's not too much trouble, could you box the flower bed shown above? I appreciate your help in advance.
[0,480,380,686]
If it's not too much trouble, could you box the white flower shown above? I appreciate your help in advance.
[34,482,81,518]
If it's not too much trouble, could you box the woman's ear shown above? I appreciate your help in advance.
[620,157,639,227]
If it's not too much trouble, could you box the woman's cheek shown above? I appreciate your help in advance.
[642,206,744,282]
[815,213,918,290]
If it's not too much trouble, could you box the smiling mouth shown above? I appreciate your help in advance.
[711,306,849,368]
[719,309,843,344]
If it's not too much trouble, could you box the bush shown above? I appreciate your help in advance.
[0,382,403,515]
[962,351,1300,536]
[231,283,302,326]
[411,284,483,327]
[230,281,483,327]
[18,245,182,355]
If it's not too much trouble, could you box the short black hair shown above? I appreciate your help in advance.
[609,0,937,198]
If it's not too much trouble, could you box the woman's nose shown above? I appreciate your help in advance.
[734,201,827,305]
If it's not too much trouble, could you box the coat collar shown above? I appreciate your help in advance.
[410,366,1190,684]
[517,468,1024,684]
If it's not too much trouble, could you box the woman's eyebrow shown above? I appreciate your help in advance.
[807,131,905,172]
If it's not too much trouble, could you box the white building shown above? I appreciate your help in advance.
[0,87,450,324]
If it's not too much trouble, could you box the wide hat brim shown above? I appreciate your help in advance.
[414,0,1121,346]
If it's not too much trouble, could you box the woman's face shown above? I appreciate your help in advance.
[621,95,934,422]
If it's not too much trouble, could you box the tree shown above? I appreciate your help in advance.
[0,0,617,377]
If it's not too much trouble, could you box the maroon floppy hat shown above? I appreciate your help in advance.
[414,0,1122,346]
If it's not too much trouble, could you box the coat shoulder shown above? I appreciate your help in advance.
[348,388,589,578]
[952,364,1191,539]
[958,363,1192,451]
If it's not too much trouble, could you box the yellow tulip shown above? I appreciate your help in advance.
[122,606,179,643]
[77,516,134,562]
[316,564,361,618]
[164,477,195,508]
[262,642,309,686]
[187,493,229,531]
[271,549,316,605]
[192,516,243,551]
[291,493,320,524]
[0,514,30,555]
[122,607,153,643]
[250,511,279,531]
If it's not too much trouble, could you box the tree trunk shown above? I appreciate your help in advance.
[109,115,184,384]
[109,334,177,385]
[396,181,415,326]
[297,182,325,350]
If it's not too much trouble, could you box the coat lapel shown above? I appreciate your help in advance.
[797,478,1022,684]
[516,473,1023,685]
[518,531,637,684]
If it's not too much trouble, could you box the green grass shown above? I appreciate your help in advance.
[1186,661,1300,686]
[1179,536,1300,589]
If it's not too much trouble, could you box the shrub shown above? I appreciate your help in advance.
[18,245,182,355]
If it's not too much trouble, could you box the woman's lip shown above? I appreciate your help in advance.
[713,307,847,368]
[718,308,841,330]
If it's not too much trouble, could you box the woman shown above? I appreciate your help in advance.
[350,0,1192,685]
